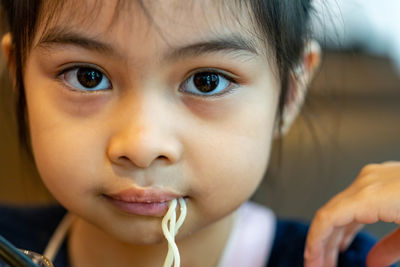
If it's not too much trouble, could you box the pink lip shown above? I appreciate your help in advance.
[104,187,181,217]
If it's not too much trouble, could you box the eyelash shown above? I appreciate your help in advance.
[179,68,240,98]
[55,64,240,97]
[56,64,112,93]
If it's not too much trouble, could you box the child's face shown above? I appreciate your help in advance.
[23,0,280,243]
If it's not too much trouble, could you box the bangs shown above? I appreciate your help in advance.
[35,0,130,46]
[36,0,258,42]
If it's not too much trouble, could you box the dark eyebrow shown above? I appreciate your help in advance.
[166,35,259,60]
[36,27,258,61]
[36,28,121,57]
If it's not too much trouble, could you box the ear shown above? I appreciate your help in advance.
[1,33,16,80]
[277,40,321,136]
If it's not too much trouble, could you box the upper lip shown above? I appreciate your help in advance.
[105,187,181,203]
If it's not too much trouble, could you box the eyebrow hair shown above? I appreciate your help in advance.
[36,28,120,57]
[166,35,259,60]
[35,27,259,61]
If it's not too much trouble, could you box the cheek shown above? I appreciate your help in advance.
[23,55,111,205]
[185,96,276,221]
[25,89,106,204]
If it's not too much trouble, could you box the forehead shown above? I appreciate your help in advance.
[35,0,262,54]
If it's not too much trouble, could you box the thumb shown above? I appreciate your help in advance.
[367,227,400,267]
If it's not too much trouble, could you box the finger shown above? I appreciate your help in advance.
[367,227,400,267]
[381,161,400,166]
[304,227,344,267]
[324,228,344,267]
[304,226,330,267]
[305,203,356,265]
[339,222,364,251]
[304,245,324,267]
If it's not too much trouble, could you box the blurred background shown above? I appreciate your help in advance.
[255,0,400,240]
[0,0,400,246]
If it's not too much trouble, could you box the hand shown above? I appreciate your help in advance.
[304,161,400,267]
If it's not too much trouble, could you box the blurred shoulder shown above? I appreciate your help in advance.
[0,203,66,253]
[267,219,381,267]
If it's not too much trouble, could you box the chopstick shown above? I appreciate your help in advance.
[0,235,39,267]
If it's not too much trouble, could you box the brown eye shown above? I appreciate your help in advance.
[60,66,111,91]
[180,71,233,96]
[193,72,220,93]
[77,68,103,88]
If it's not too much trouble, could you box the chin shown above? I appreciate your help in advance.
[136,233,167,245]
[103,218,169,245]
[116,229,168,245]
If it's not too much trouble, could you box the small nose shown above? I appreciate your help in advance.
[107,98,182,169]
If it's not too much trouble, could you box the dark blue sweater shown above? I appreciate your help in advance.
[0,205,384,267]
[267,219,379,267]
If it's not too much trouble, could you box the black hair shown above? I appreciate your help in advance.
[0,0,314,156]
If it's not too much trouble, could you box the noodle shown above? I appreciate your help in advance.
[162,198,187,267]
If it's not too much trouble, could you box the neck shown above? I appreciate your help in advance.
[68,212,236,267]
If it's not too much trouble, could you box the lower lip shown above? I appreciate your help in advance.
[105,196,170,217]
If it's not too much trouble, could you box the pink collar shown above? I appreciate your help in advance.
[217,202,276,267]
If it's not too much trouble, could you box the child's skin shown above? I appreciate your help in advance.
[2,1,319,266]
[4,1,399,267]
[305,162,400,267]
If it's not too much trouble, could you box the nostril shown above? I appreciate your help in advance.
[118,156,130,162]
[115,155,169,167]
[156,155,170,163]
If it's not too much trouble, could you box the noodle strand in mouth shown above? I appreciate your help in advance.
[162,198,187,267]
